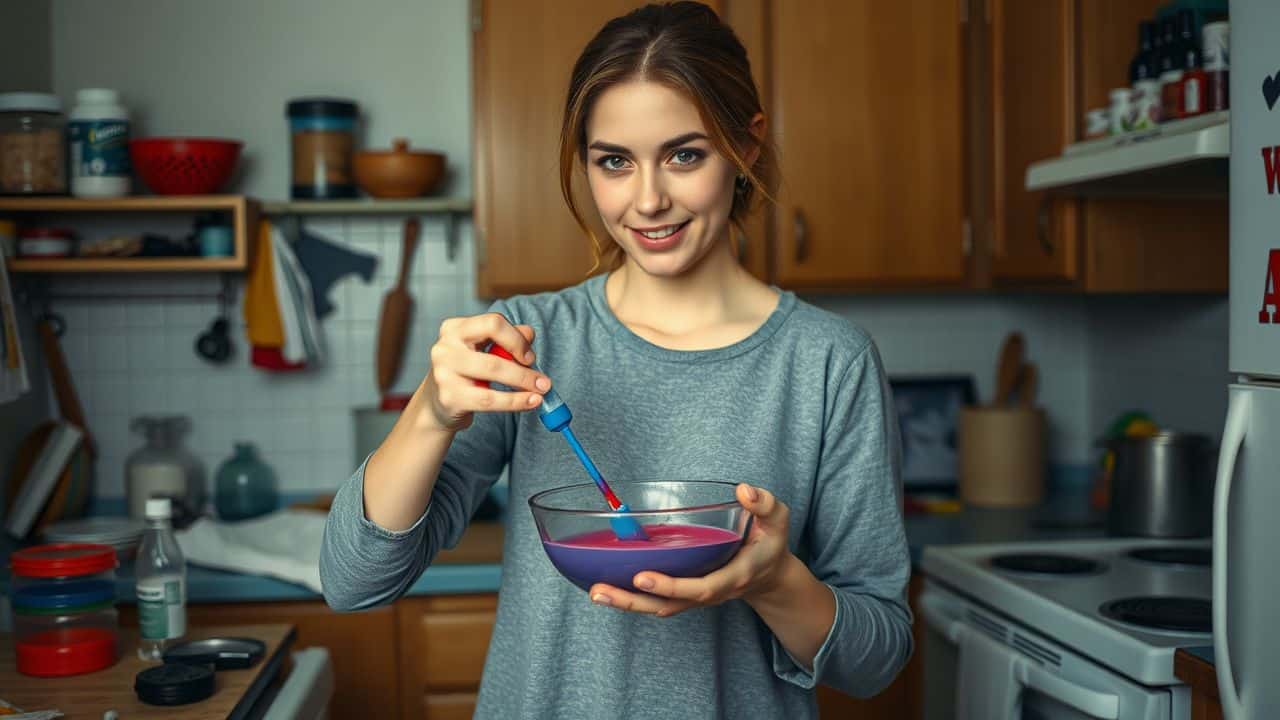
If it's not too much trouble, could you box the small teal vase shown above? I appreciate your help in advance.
[214,443,279,521]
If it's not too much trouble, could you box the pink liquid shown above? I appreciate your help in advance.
[542,523,744,592]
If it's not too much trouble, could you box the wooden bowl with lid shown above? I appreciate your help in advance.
[353,138,445,198]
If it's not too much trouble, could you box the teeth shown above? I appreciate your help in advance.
[640,223,683,240]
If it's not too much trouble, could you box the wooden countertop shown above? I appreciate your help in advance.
[0,623,295,719]
[1175,647,1224,720]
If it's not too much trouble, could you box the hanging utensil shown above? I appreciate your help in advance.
[993,331,1025,407]
[375,218,420,397]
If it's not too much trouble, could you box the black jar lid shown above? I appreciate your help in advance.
[135,663,216,706]
[286,97,358,118]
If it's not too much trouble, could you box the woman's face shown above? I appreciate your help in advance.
[584,80,739,278]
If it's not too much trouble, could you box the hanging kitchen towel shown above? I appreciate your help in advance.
[175,509,326,593]
[243,219,285,350]
[270,226,325,366]
[280,216,377,319]
[0,254,30,404]
[956,623,1022,720]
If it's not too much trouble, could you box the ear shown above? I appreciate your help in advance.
[742,112,767,169]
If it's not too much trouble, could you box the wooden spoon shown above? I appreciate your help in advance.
[375,218,421,396]
[1016,362,1038,408]
[993,331,1025,407]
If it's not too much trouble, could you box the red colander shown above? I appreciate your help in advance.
[129,137,242,195]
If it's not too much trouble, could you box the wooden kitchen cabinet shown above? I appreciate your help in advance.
[768,1,969,290]
[987,0,1228,292]
[396,593,498,719]
[472,0,648,298]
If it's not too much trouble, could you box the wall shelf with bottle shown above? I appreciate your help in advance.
[1025,111,1228,195]
[0,195,258,273]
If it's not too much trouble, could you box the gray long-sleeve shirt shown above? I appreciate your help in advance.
[320,274,912,719]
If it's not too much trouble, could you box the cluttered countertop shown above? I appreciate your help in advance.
[3,486,1105,605]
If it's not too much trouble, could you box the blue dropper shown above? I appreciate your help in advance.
[483,344,648,541]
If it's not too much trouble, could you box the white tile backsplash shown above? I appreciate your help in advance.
[45,216,477,504]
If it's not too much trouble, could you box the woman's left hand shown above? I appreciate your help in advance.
[588,483,793,617]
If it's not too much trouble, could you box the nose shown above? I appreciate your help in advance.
[633,166,670,217]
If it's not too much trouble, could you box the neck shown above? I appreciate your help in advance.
[606,232,767,338]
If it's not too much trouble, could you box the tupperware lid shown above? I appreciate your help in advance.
[10,543,117,578]
[286,97,357,118]
[11,578,115,611]
[135,663,216,706]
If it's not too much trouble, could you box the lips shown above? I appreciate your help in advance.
[628,220,690,251]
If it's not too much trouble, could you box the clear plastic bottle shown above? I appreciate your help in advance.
[135,497,187,661]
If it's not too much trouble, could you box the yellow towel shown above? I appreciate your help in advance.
[243,219,285,348]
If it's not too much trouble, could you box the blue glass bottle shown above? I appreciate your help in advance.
[214,443,279,521]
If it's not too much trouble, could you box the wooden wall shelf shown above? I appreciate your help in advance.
[0,195,258,273]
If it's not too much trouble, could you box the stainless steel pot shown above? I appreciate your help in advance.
[1106,431,1216,538]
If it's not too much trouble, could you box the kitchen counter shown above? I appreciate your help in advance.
[3,493,1105,604]
[0,623,295,718]
[903,490,1106,565]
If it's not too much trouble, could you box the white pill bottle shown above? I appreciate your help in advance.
[68,88,131,197]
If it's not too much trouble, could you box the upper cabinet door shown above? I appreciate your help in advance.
[989,0,1079,283]
[472,0,649,298]
[770,0,968,289]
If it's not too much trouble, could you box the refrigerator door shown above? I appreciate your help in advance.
[1230,0,1280,379]
[1214,384,1280,719]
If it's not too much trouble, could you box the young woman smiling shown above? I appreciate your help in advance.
[321,3,912,717]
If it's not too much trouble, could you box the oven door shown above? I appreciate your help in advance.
[920,581,1180,720]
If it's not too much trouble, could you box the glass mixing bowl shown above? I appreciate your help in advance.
[529,481,752,593]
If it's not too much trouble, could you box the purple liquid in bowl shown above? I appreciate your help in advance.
[542,523,744,593]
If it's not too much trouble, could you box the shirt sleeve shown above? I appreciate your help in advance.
[769,338,914,697]
[319,303,518,612]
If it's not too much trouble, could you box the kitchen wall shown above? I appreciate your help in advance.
[1087,295,1230,442]
[1,0,1229,509]
[0,0,54,515]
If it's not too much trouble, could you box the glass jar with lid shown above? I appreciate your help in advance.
[286,97,358,199]
[0,92,68,195]
[125,416,206,524]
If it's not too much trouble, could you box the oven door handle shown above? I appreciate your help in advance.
[1015,656,1120,719]
[921,589,1120,719]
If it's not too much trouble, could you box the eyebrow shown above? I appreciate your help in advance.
[587,132,709,155]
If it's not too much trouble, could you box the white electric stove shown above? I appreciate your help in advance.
[920,538,1211,720]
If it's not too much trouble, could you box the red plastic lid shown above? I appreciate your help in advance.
[16,626,119,677]
[10,543,117,578]
[18,227,75,240]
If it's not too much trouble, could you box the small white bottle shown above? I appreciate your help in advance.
[68,88,131,198]
[135,497,187,661]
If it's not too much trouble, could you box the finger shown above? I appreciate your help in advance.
[632,569,743,604]
[589,584,697,617]
[455,313,537,364]
[737,483,788,527]
[434,367,543,412]
[441,343,550,393]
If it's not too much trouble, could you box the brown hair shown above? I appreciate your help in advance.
[559,1,776,271]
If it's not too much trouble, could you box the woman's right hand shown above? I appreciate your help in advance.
[421,312,552,433]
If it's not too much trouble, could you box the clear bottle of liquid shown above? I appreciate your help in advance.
[135,497,187,660]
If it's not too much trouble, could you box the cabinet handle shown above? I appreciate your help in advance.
[1037,196,1055,256]
[794,209,808,263]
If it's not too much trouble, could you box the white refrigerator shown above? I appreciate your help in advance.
[1215,2,1280,718]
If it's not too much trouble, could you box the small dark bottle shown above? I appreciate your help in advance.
[1129,21,1158,83]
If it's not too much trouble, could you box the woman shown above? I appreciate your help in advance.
[320,3,912,717]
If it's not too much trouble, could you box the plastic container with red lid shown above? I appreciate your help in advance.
[17,226,76,258]
[8,543,120,676]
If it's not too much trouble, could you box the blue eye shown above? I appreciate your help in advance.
[596,155,628,171]
[671,149,704,165]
